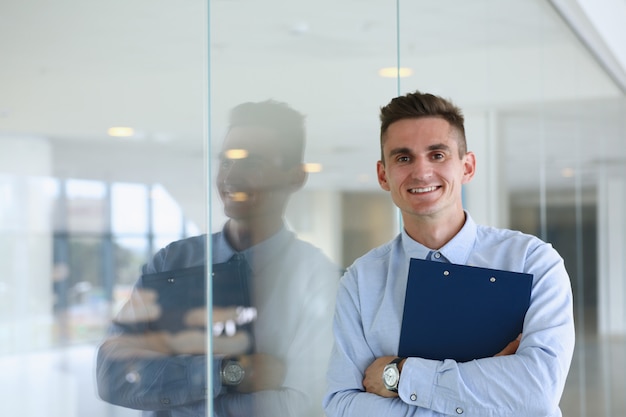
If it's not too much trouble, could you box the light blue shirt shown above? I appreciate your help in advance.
[213,227,340,417]
[324,212,575,417]
[97,226,340,417]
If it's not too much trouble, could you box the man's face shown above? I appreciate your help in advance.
[216,126,301,220]
[377,117,475,223]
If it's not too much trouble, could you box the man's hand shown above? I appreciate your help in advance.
[114,288,161,324]
[363,356,401,398]
[184,307,255,355]
[363,334,522,399]
[109,301,254,357]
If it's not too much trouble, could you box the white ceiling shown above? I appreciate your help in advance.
[1,0,625,223]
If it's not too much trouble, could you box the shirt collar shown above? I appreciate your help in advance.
[401,211,477,264]
[213,225,294,274]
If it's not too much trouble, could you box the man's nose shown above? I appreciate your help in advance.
[220,159,249,178]
[411,158,433,180]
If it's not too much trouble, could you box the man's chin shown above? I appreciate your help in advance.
[223,205,253,220]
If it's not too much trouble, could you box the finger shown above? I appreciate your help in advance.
[213,331,252,355]
[134,288,159,303]
[115,299,161,323]
[212,307,240,324]
[495,334,522,356]
[184,307,208,327]
[168,330,207,355]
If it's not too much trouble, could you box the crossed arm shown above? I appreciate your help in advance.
[324,254,575,417]
[362,336,522,398]
[96,288,285,412]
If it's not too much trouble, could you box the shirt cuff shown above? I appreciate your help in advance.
[185,355,212,400]
[398,357,439,408]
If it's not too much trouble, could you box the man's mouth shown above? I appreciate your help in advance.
[225,191,250,202]
[408,186,438,194]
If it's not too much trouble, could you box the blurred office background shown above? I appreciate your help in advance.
[1,0,625,415]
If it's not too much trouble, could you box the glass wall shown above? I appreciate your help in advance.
[210,0,626,415]
[1,0,625,416]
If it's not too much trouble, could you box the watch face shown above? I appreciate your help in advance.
[223,362,245,385]
[383,365,399,388]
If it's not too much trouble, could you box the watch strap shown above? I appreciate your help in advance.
[389,357,404,366]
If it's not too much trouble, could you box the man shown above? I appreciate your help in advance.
[323,91,575,416]
[97,100,339,416]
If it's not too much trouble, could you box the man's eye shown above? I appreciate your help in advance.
[396,156,410,163]
[432,153,445,160]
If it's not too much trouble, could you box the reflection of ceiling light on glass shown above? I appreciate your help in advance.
[378,67,413,78]
[304,163,323,173]
[561,168,575,178]
[225,149,249,160]
[107,126,135,137]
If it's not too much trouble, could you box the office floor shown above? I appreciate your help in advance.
[560,310,626,417]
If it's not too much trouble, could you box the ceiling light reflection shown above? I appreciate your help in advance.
[107,126,135,137]
[378,67,413,78]
[225,149,249,160]
[304,163,323,173]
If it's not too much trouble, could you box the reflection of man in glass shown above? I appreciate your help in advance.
[97,100,340,417]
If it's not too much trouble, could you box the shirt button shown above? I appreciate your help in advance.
[410,393,417,401]
[455,407,464,414]
[434,252,441,259]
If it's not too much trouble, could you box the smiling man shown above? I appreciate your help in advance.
[377,115,474,250]
[323,91,575,417]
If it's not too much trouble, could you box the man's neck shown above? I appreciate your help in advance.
[224,217,284,252]
[403,210,466,250]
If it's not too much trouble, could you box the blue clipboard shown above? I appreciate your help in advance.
[138,257,252,332]
[398,258,532,362]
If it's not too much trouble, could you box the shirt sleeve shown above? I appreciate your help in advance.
[95,245,219,411]
[324,243,575,417]
[96,338,212,410]
[324,268,434,417]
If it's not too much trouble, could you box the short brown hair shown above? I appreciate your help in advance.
[379,91,467,162]
[229,100,306,168]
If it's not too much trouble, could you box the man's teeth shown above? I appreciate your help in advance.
[409,186,437,194]
[228,191,249,201]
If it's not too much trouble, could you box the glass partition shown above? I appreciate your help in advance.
[1,0,625,416]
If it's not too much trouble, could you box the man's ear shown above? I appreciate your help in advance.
[462,151,476,184]
[377,160,390,191]
[288,164,307,191]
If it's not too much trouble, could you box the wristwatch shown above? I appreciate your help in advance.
[221,358,245,386]
[382,357,405,392]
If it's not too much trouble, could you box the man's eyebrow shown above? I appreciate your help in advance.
[427,143,452,152]
[387,144,451,157]
[387,147,413,157]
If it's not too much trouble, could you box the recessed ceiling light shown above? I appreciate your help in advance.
[107,126,135,137]
[378,67,413,78]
